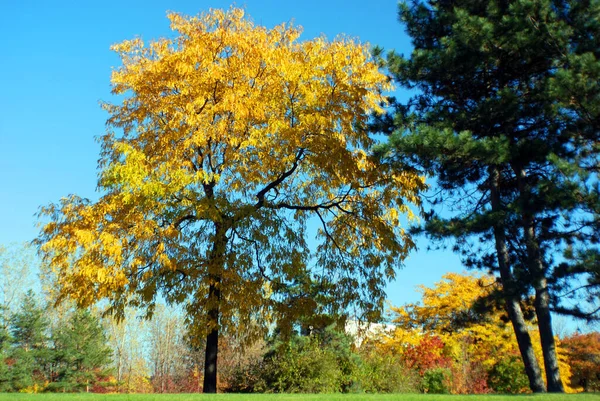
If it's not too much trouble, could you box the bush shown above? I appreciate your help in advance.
[354,342,420,393]
[422,368,451,394]
[449,360,490,394]
[226,326,358,393]
[258,335,345,393]
[226,325,423,394]
[487,356,529,394]
[226,360,264,393]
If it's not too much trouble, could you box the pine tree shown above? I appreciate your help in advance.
[52,309,112,392]
[0,325,11,392]
[382,0,600,393]
[9,290,51,391]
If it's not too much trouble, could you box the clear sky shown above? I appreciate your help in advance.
[0,0,465,311]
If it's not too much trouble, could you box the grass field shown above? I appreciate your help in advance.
[0,394,598,401]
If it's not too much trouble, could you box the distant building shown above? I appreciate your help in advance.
[344,320,395,347]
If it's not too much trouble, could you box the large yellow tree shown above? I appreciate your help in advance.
[36,8,424,393]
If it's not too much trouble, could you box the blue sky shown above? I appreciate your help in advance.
[0,0,465,310]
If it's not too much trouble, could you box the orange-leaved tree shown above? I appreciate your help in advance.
[562,332,600,392]
[36,8,424,393]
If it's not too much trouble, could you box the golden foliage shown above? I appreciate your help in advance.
[380,272,578,393]
[37,8,424,340]
[385,272,516,368]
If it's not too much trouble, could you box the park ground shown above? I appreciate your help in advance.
[1,394,599,401]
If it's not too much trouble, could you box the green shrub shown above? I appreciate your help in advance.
[227,326,358,393]
[487,356,529,394]
[422,367,451,394]
[258,335,344,393]
[354,344,420,393]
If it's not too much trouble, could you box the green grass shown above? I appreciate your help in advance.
[0,394,598,401]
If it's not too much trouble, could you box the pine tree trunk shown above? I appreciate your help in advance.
[490,166,546,392]
[504,295,546,392]
[202,220,226,394]
[515,165,564,393]
[534,275,564,392]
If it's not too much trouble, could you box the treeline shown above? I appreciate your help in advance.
[0,291,111,392]
[0,253,598,394]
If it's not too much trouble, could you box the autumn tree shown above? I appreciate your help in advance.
[387,272,520,393]
[562,332,600,392]
[148,304,187,393]
[392,272,503,335]
[36,8,423,393]
[380,0,600,392]
[104,309,151,393]
[384,272,576,394]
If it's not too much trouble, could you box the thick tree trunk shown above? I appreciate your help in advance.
[203,221,226,394]
[490,167,546,392]
[515,166,564,393]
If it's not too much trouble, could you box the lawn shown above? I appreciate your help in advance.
[1,394,598,401]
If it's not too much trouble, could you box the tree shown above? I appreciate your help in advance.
[0,324,11,392]
[37,8,424,393]
[387,272,525,393]
[0,244,35,329]
[104,308,151,393]
[383,272,576,393]
[391,272,503,334]
[9,290,51,391]
[51,309,112,392]
[147,304,187,393]
[381,0,600,392]
[562,332,600,392]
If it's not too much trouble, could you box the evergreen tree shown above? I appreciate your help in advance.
[0,324,11,392]
[9,290,51,391]
[382,0,600,393]
[52,309,112,392]
[11,291,48,352]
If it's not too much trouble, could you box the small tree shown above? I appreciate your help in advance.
[9,291,51,391]
[0,325,12,392]
[51,309,112,392]
[0,244,35,329]
[147,304,186,393]
[104,308,150,393]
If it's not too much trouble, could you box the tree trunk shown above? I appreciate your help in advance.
[490,166,546,392]
[534,275,564,392]
[203,286,220,393]
[504,295,546,392]
[202,221,226,394]
[515,165,564,393]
